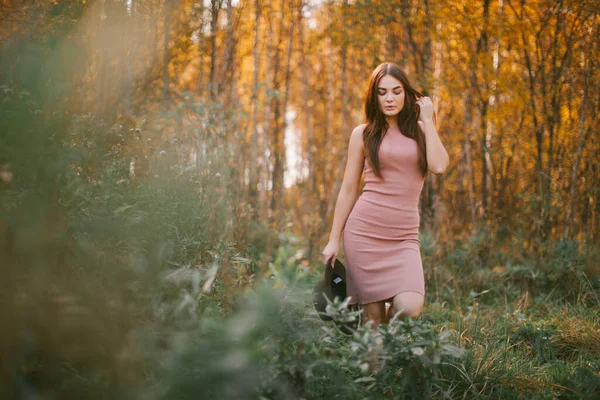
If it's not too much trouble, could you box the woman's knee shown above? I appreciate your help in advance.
[403,304,423,319]
[389,304,422,319]
[391,292,424,319]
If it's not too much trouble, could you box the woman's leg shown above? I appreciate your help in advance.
[361,301,386,372]
[387,291,424,322]
[361,301,386,329]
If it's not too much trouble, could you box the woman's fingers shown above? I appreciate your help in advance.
[322,242,339,267]
[322,252,336,267]
[417,97,433,122]
[417,96,432,105]
[322,251,330,265]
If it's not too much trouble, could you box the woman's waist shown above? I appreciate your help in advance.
[363,174,424,191]
[350,196,420,220]
[358,188,421,206]
[345,204,420,240]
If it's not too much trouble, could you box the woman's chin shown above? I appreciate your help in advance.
[383,110,400,117]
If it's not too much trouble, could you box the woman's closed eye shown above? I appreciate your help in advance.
[378,89,403,96]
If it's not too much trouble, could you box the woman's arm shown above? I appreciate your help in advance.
[417,97,449,175]
[322,124,366,265]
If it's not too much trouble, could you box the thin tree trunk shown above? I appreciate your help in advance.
[386,32,399,61]
[462,92,477,225]
[480,101,488,220]
[565,54,589,238]
[319,38,334,226]
[430,21,443,231]
[279,0,299,184]
[248,0,261,213]
[219,0,236,101]
[151,0,159,74]
[478,0,491,221]
[197,2,205,96]
[415,0,435,229]
[259,9,274,220]
[400,0,412,75]
[209,0,221,100]
[124,0,135,115]
[301,15,318,261]
[488,0,503,219]
[97,0,108,116]
[162,0,171,108]
[326,0,350,222]
[268,1,285,217]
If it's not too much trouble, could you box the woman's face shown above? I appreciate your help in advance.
[377,74,405,117]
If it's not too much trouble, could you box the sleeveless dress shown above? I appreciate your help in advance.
[343,126,426,306]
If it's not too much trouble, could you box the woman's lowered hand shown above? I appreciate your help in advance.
[322,240,339,268]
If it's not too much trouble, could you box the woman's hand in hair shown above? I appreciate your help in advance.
[416,96,434,122]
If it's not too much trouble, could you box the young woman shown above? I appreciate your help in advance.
[322,62,449,330]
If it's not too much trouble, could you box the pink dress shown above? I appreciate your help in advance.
[343,126,426,305]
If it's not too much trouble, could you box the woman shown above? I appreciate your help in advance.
[322,62,449,330]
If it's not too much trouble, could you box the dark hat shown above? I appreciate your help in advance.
[313,258,347,321]
[312,258,361,334]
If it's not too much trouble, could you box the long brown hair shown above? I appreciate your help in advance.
[363,62,428,178]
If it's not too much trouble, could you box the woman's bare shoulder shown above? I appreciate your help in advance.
[352,123,368,134]
[348,124,366,154]
[350,123,367,139]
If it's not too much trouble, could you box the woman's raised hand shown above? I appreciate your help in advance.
[322,240,340,268]
[416,96,434,122]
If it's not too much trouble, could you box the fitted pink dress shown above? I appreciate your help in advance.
[343,126,426,305]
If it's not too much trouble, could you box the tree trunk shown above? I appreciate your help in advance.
[162,0,171,108]
[462,92,477,226]
[480,100,488,220]
[248,0,261,215]
[268,1,285,218]
[326,0,350,224]
[197,2,205,96]
[565,53,589,238]
[219,0,237,102]
[209,0,222,100]
[478,0,491,221]
[299,11,320,262]
[124,0,135,116]
[97,0,109,116]
[259,8,274,220]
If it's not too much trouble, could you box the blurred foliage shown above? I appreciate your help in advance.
[1,0,600,398]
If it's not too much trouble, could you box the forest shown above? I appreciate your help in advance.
[1,0,599,398]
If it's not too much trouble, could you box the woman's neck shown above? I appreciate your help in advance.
[386,117,399,130]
